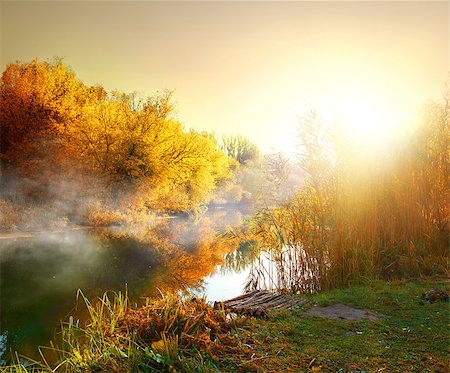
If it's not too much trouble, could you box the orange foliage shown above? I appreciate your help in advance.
[0,59,233,225]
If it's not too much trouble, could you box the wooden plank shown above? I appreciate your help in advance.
[222,290,261,303]
[236,292,272,307]
[246,294,283,308]
[272,299,300,310]
[226,291,270,308]
[221,290,302,315]
[260,296,293,309]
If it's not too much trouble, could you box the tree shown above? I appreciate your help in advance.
[1,59,234,215]
[221,134,260,164]
[0,59,88,203]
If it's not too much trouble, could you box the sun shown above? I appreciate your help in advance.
[327,88,414,154]
[336,95,393,145]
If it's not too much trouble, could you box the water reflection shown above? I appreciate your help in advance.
[220,241,258,274]
[244,245,320,294]
[190,240,258,302]
[0,208,253,363]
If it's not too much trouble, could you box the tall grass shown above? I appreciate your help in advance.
[248,99,448,293]
[3,291,254,372]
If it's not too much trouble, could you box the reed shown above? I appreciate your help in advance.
[248,99,448,293]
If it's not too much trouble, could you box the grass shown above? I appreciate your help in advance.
[3,291,256,372]
[248,278,449,372]
[3,278,448,372]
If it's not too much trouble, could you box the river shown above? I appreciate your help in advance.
[0,208,255,364]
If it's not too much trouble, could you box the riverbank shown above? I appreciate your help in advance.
[4,278,448,372]
[247,277,449,372]
[0,226,96,240]
[0,204,249,240]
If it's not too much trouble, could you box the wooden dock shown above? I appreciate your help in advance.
[215,290,305,316]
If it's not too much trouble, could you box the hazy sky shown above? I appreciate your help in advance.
[1,1,448,154]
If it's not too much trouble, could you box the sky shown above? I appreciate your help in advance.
[1,1,448,154]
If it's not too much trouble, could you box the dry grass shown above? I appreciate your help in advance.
[5,291,258,372]
[248,100,448,292]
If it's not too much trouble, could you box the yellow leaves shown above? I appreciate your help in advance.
[2,59,233,215]
[151,339,166,353]
[151,334,179,361]
[70,88,230,211]
[124,158,146,177]
[86,201,124,227]
[72,349,83,361]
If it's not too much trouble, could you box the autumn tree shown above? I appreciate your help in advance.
[0,59,233,220]
[0,59,88,204]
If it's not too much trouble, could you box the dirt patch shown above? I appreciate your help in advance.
[304,303,383,321]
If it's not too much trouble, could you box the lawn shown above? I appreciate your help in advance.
[240,278,449,372]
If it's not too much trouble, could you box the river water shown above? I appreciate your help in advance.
[0,209,255,364]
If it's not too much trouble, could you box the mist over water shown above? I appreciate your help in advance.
[0,209,254,363]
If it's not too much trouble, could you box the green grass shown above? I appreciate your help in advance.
[3,278,448,372]
[247,278,449,372]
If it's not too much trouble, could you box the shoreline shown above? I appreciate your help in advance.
[0,226,97,240]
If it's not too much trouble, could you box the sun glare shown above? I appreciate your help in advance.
[326,88,416,154]
[337,96,394,145]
